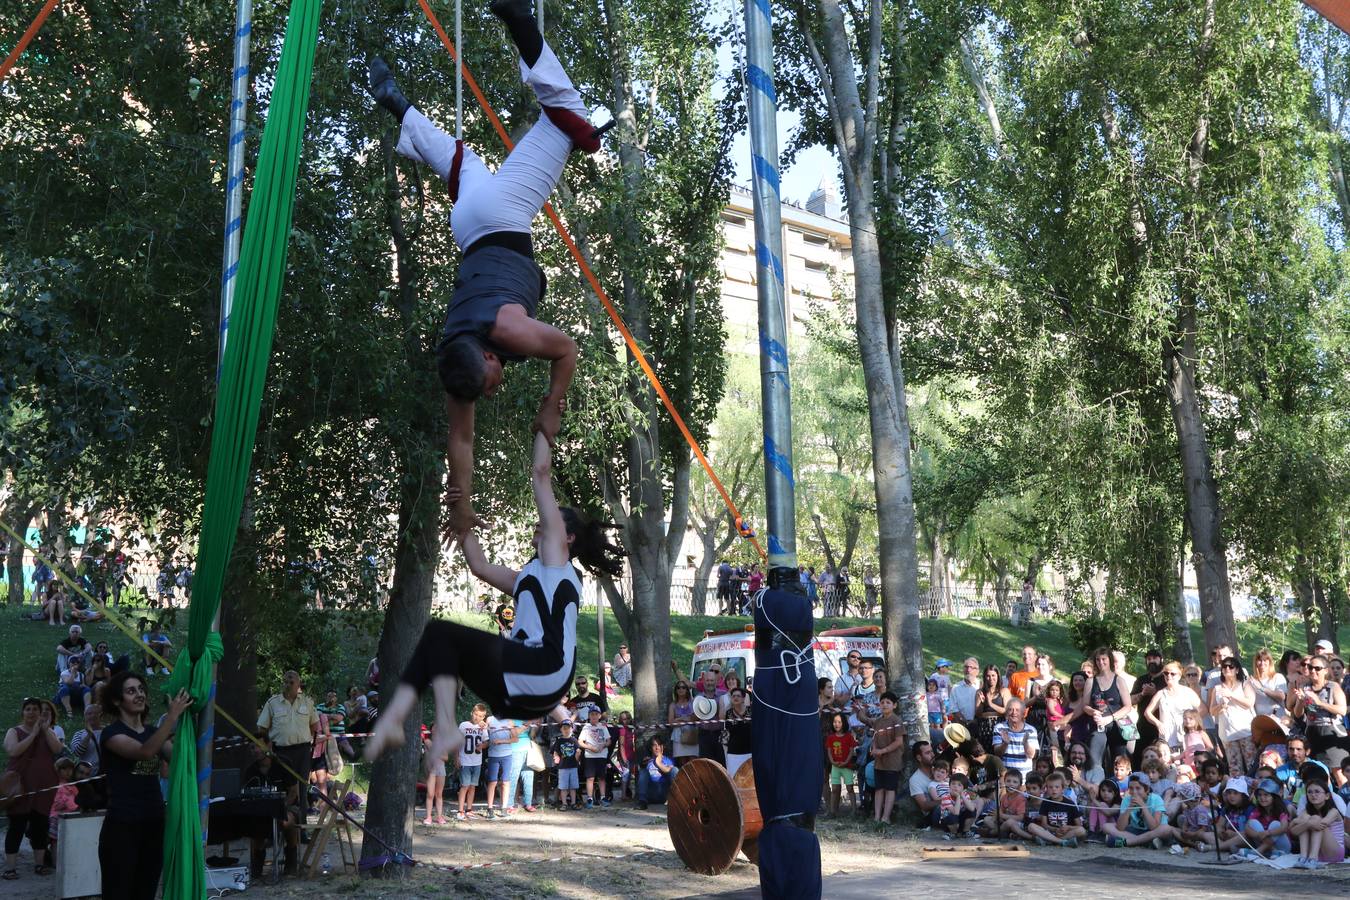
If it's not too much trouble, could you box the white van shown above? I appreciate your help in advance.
[689,625,884,688]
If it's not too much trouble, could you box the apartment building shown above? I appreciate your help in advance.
[717,179,853,351]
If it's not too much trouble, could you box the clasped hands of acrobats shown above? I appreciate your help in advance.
[363,0,622,769]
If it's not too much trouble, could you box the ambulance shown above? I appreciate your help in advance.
[688,624,885,688]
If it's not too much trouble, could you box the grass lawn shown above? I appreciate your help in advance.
[4,599,1345,774]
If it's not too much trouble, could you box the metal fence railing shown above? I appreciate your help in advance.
[565,569,1075,624]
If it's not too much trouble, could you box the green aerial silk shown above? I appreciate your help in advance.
[161,1,322,897]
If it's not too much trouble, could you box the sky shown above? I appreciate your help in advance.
[729,109,842,208]
[712,0,842,208]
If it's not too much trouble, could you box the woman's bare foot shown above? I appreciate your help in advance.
[362,714,406,761]
[428,727,464,768]
[363,683,419,762]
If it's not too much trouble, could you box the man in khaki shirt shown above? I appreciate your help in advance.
[257,670,319,840]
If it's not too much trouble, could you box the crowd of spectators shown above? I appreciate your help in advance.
[712,560,881,618]
[1,604,189,890]
[10,602,1349,890]
[849,639,1350,867]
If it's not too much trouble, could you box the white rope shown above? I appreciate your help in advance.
[745,590,822,719]
[454,0,463,140]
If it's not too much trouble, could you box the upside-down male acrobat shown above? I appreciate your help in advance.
[367,0,611,536]
[363,430,625,764]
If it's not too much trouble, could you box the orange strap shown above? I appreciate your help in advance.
[415,0,764,559]
[0,0,60,83]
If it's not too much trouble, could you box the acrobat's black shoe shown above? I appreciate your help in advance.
[368,56,411,122]
[490,0,534,23]
[490,0,543,68]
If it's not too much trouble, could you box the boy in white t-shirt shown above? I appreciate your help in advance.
[456,703,489,820]
[578,706,611,809]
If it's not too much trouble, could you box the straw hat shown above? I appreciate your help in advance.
[942,722,972,747]
[692,695,721,721]
[1251,714,1287,749]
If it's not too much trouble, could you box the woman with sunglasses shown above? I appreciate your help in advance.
[1208,657,1257,776]
[1290,656,1349,770]
[1142,662,1203,751]
[668,681,698,767]
[1249,649,1288,722]
[3,698,64,880]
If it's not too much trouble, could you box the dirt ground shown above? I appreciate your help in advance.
[242,802,1350,899]
[6,803,1349,898]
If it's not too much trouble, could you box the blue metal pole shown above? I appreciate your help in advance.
[743,0,798,588]
[200,0,254,842]
[219,0,253,366]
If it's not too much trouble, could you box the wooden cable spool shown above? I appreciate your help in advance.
[667,757,762,875]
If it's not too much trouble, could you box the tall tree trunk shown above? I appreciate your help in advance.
[812,511,838,573]
[1163,326,1236,656]
[928,519,952,616]
[1312,575,1336,649]
[361,129,445,868]
[4,498,35,605]
[1329,140,1350,234]
[216,495,260,742]
[47,501,74,577]
[1171,525,1194,665]
[1293,555,1318,652]
[802,0,925,746]
[361,444,442,865]
[692,524,715,617]
[1166,0,1235,658]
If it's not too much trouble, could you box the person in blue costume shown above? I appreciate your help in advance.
[752,579,823,899]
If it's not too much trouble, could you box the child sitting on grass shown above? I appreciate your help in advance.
[933,771,979,837]
[1212,777,1254,853]
[1290,779,1345,868]
[1172,781,1213,852]
[1101,772,1174,848]
[1026,771,1086,848]
[1110,754,1133,793]
[1007,773,1043,842]
[1087,777,1122,841]
[979,768,1026,839]
[1198,756,1226,797]
[1244,777,1291,857]
[1141,759,1179,819]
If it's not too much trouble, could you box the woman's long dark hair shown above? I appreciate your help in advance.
[1219,657,1247,683]
[104,670,148,726]
[981,665,1001,691]
[560,507,625,578]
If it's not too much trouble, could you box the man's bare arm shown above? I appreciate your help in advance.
[445,397,483,538]
[490,308,577,443]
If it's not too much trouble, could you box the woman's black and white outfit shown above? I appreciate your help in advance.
[401,558,581,718]
[392,40,590,386]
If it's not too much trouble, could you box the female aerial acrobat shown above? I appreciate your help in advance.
[364,430,625,763]
[367,0,611,536]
